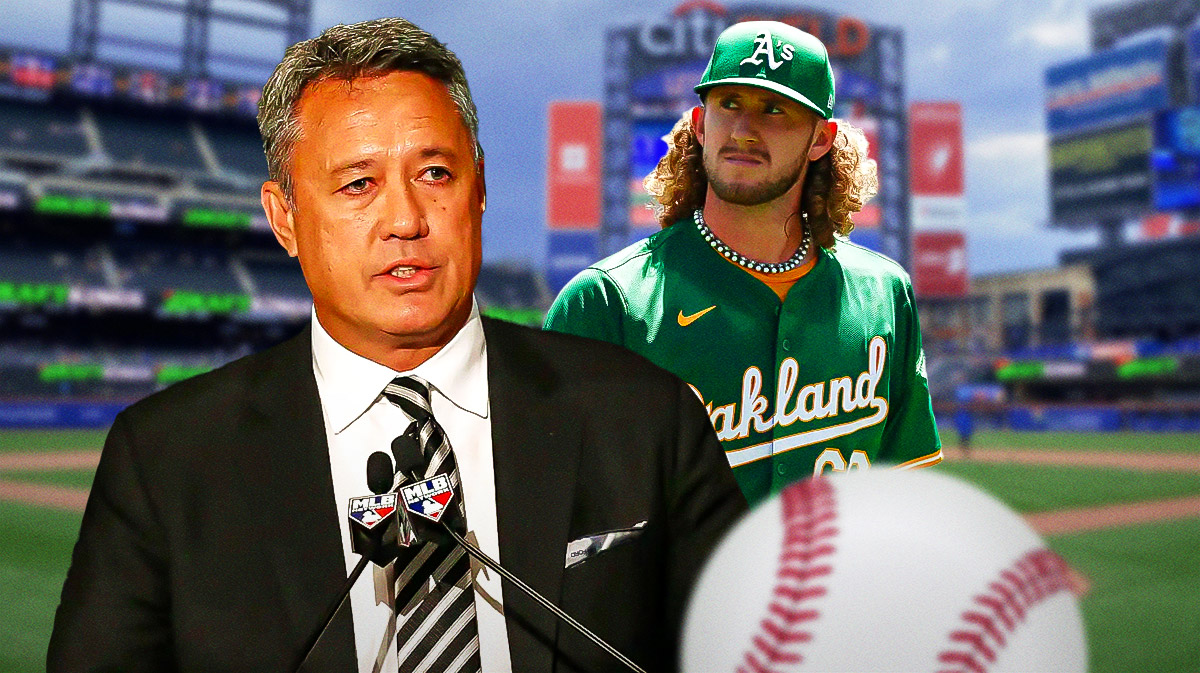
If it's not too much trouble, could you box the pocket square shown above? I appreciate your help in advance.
[564,521,647,569]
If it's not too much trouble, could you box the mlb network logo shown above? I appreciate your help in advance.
[401,474,455,523]
[348,493,397,530]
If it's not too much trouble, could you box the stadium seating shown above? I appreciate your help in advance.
[110,242,242,294]
[202,122,269,178]
[0,243,107,286]
[93,109,206,172]
[0,98,90,160]
[242,255,310,298]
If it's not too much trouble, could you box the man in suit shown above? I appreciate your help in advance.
[48,17,746,673]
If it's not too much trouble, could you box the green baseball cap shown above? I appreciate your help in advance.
[694,21,835,120]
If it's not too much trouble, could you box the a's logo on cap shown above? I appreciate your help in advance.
[740,30,794,71]
[348,493,398,530]
[400,474,455,523]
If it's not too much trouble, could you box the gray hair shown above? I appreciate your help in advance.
[257,17,483,198]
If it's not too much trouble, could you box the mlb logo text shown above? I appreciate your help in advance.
[348,493,397,530]
[401,474,455,523]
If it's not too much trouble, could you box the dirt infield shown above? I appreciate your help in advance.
[0,479,90,511]
[0,451,101,471]
[1026,496,1200,536]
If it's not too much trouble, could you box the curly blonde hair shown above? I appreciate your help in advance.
[642,112,879,250]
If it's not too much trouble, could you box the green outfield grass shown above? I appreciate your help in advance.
[939,461,1200,513]
[0,429,108,453]
[1049,518,1200,673]
[0,501,81,673]
[939,428,1200,453]
[1,427,1198,672]
[0,470,95,491]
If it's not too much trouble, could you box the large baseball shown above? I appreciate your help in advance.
[681,469,1087,672]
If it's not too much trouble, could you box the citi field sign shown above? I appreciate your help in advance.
[635,0,872,60]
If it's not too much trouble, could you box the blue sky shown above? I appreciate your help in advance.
[0,0,1121,275]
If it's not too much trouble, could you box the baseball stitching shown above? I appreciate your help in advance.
[738,478,837,673]
[936,549,1074,673]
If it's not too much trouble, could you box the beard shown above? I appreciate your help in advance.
[703,147,806,206]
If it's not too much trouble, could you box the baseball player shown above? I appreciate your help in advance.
[545,21,942,505]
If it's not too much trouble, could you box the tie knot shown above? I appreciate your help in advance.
[382,375,434,423]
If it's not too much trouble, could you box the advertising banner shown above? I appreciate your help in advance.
[0,46,261,117]
[911,230,968,298]
[1045,38,1169,137]
[909,101,964,233]
[0,401,127,428]
[1007,406,1122,432]
[1049,121,1152,223]
[909,102,963,196]
[547,101,603,230]
[1150,107,1200,211]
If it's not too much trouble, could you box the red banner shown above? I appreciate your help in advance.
[547,101,602,230]
[909,102,963,197]
[912,230,968,297]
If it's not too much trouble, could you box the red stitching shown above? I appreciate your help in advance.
[961,611,1006,646]
[937,651,988,673]
[937,549,1074,673]
[738,478,837,673]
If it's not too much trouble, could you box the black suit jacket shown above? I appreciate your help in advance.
[48,317,747,672]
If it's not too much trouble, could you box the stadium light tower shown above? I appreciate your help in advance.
[70,0,311,80]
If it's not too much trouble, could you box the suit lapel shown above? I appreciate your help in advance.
[483,318,581,673]
[234,327,357,670]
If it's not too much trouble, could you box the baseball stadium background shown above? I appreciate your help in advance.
[1,0,1198,671]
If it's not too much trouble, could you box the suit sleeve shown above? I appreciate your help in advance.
[664,379,749,661]
[880,278,942,469]
[543,268,627,346]
[48,412,175,672]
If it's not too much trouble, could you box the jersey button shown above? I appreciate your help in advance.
[781,338,791,351]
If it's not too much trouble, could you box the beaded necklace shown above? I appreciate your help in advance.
[693,209,811,274]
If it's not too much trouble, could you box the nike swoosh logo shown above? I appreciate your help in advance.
[678,305,717,326]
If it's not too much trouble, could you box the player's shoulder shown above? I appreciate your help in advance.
[827,236,913,287]
[580,222,690,284]
[486,316,682,390]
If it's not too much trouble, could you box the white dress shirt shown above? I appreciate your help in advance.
[311,301,512,673]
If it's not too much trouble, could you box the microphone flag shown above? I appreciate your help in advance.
[348,493,398,530]
[400,474,455,523]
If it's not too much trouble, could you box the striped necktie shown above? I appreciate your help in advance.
[382,376,481,673]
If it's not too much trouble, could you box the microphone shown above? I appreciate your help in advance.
[366,451,395,495]
[391,462,648,673]
[391,425,423,476]
[292,447,423,673]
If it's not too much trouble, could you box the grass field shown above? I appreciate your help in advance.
[0,501,80,673]
[0,430,107,453]
[1,427,1198,672]
[937,460,1200,512]
[940,428,1200,453]
[1054,518,1200,673]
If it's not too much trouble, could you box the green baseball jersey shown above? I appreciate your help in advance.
[544,219,942,506]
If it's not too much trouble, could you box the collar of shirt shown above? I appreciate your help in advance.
[310,300,489,434]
